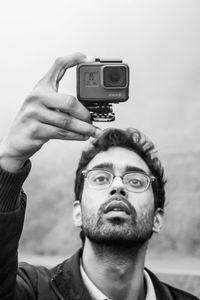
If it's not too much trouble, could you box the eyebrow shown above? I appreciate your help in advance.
[90,163,148,174]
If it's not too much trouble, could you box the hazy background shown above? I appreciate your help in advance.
[0,0,200,260]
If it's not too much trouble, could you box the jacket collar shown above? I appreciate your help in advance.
[51,248,92,300]
[51,248,173,300]
[143,269,173,300]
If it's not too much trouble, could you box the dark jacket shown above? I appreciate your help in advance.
[0,161,199,300]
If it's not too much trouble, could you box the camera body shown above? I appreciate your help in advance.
[77,58,129,121]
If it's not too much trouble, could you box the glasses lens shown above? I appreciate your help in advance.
[87,170,112,188]
[123,173,149,192]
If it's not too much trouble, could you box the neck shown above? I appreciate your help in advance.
[82,239,148,300]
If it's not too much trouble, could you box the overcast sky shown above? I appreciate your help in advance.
[0,0,200,157]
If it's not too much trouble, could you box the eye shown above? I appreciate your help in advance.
[94,175,109,184]
[129,178,144,188]
[124,173,148,189]
[89,170,111,186]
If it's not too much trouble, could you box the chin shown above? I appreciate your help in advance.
[84,226,153,247]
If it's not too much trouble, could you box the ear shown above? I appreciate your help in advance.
[152,208,164,233]
[73,201,82,227]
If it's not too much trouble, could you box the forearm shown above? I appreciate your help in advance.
[0,161,31,299]
[0,160,31,211]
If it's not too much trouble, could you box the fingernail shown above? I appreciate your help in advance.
[94,127,102,137]
[84,55,95,63]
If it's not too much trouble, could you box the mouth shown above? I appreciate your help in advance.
[103,199,131,215]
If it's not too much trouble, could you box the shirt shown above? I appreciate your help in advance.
[80,262,157,300]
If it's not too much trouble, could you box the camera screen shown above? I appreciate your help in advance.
[84,72,99,86]
[103,66,127,88]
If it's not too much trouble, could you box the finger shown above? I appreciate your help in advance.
[42,124,90,141]
[35,53,95,92]
[33,123,90,141]
[38,107,100,138]
[40,93,91,123]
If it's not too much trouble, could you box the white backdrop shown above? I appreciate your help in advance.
[1,1,200,272]
[0,0,200,156]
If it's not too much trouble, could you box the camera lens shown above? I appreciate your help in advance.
[109,71,121,83]
[103,66,127,88]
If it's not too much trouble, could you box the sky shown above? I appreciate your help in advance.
[0,0,200,161]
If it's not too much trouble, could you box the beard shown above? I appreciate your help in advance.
[81,197,154,247]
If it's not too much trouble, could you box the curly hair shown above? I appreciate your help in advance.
[74,128,167,243]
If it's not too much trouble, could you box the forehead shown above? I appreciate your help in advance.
[86,146,150,174]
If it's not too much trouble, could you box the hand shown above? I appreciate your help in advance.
[0,53,101,173]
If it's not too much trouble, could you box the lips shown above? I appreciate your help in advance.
[103,198,131,215]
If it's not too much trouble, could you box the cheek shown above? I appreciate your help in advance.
[130,190,155,213]
[81,185,107,212]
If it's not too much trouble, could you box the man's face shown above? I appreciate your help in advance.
[73,146,162,246]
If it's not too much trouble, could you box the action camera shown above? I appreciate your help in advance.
[77,58,129,122]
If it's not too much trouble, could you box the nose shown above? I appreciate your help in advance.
[109,176,128,198]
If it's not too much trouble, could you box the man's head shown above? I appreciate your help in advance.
[73,128,166,246]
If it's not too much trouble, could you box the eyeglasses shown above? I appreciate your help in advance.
[82,169,155,193]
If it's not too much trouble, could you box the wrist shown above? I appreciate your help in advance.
[0,145,26,173]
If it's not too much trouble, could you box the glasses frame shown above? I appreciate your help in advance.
[82,168,156,193]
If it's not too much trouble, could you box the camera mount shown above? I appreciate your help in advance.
[83,102,115,122]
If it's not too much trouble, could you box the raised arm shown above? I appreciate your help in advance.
[0,52,100,173]
[0,53,101,299]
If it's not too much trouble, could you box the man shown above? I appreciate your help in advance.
[0,53,198,300]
